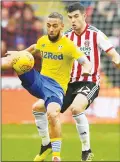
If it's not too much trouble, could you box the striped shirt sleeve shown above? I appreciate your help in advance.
[97,30,114,53]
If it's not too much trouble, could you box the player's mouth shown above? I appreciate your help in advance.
[72,24,77,28]
[49,34,55,36]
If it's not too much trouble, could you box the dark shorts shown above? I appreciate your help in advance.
[61,81,100,113]
[18,69,64,108]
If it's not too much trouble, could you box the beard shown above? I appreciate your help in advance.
[48,32,60,42]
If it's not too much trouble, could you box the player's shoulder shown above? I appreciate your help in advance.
[87,25,99,33]
[37,35,48,41]
[63,35,74,44]
[64,28,73,36]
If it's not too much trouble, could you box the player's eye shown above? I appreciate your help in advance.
[53,25,58,28]
[47,24,51,28]
[68,16,72,19]
[74,15,79,18]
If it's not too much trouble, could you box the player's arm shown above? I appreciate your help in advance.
[106,48,120,69]
[98,30,120,69]
[6,44,39,56]
[5,36,43,57]
[70,42,92,75]
[24,44,38,54]
[24,44,41,58]
[77,55,92,76]
[1,56,13,70]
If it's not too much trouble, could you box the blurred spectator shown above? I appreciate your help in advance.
[1,41,7,57]
[109,22,120,50]
[9,1,31,20]
[21,12,44,47]
[2,1,14,8]
[91,0,119,36]
[16,36,26,51]
[32,18,45,36]
[21,6,36,30]
[2,18,18,50]
[1,40,15,76]
[1,7,9,28]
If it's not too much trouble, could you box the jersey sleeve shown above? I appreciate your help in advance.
[70,41,85,59]
[97,30,114,53]
[35,38,41,50]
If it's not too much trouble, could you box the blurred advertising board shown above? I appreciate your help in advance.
[2,77,120,124]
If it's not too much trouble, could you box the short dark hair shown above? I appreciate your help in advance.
[65,2,85,13]
[48,12,63,22]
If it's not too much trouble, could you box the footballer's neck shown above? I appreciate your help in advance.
[74,22,87,36]
[51,34,63,43]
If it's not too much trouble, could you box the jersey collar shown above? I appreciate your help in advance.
[74,24,89,37]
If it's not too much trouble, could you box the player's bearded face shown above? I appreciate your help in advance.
[68,10,85,30]
[48,31,60,42]
[47,18,63,42]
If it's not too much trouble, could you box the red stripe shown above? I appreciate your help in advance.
[105,46,114,53]
[92,32,99,83]
[76,35,81,81]
[74,24,89,37]
[83,30,90,81]
[70,32,75,82]
[70,31,74,41]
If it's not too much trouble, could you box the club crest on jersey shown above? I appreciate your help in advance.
[84,40,90,47]
[41,44,46,47]
[80,40,91,56]
[58,45,63,50]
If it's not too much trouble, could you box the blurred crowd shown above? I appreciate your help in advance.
[1,1,44,75]
[1,1,120,86]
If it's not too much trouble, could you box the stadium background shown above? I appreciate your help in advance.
[1,0,120,161]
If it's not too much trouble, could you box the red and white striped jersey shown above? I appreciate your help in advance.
[65,24,114,85]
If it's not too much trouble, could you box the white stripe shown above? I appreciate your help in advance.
[73,34,78,46]
[78,33,85,81]
[72,34,79,82]
[87,85,98,98]
[68,28,101,84]
[87,85,98,99]
[87,85,98,100]
[88,31,94,82]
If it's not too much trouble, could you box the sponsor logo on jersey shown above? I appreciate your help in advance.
[79,40,91,56]
[80,46,91,56]
[41,51,63,60]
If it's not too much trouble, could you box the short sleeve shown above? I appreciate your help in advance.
[70,41,85,60]
[97,30,114,53]
[35,38,41,50]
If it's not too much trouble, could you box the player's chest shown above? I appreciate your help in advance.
[72,34,96,56]
[40,43,67,60]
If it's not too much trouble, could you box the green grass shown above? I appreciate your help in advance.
[2,124,120,161]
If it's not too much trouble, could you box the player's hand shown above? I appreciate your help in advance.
[5,51,19,56]
[114,63,120,69]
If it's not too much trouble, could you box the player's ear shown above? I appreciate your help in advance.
[83,12,87,19]
[61,23,64,30]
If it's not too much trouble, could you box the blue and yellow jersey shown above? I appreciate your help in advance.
[36,35,84,93]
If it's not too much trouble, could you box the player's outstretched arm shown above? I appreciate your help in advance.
[24,44,38,55]
[106,48,120,69]
[1,56,13,70]
[1,51,34,75]
[77,56,92,76]
[6,44,37,56]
